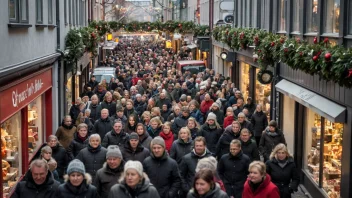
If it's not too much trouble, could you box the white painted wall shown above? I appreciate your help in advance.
[282,95,296,156]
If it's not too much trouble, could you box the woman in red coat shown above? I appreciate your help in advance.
[159,122,174,153]
[242,161,280,198]
[200,94,214,115]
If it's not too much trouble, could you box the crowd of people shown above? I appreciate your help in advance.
[12,36,299,198]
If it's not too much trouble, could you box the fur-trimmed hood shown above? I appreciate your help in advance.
[64,173,92,184]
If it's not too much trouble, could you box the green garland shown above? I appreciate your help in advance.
[213,25,352,87]
[63,29,84,69]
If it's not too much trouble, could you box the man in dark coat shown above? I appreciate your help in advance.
[121,133,150,163]
[69,98,82,124]
[240,128,260,161]
[110,105,128,126]
[171,106,191,137]
[198,112,222,155]
[215,123,241,159]
[238,112,254,135]
[13,159,60,198]
[218,139,250,198]
[179,137,212,195]
[47,135,68,183]
[94,145,125,198]
[251,104,268,146]
[102,120,129,148]
[93,109,113,140]
[87,75,99,90]
[155,92,172,110]
[143,136,181,198]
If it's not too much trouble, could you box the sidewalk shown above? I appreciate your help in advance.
[292,185,311,198]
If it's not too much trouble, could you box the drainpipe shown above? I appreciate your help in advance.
[56,0,62,123]
[88,0,91,23]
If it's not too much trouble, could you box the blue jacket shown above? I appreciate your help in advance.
[190,109,204,125]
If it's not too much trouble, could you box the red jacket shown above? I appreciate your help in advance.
[242,174,280,198]
[200,100,214,114]
[131,77,141,86]
[159,131,174,153]
[223,116,235,128]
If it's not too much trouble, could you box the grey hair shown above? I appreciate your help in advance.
[89,134,101,143]
[30,159,49,171]
[47,135,58,142]
[85,109,91,114]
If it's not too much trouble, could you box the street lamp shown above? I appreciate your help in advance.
[220,52,228,60]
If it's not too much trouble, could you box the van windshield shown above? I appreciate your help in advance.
[181,65,206,74]
[94,74,114,83]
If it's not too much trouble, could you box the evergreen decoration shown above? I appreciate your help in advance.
[64,29,84,73]
[212,25,352,87]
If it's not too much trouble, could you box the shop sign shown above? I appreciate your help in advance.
[0,69,52,122]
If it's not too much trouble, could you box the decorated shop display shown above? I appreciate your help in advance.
[212,25,352,88]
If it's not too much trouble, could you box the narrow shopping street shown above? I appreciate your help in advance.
[1,1,351,198]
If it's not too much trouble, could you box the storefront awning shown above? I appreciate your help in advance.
[187,44,197,49]
[275,79,346,123]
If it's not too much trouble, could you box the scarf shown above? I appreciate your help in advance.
[77,133,87,142]
[88,144,101,153]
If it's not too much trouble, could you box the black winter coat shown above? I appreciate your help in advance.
[198,124,222,155]
[55,178,98,198]
[215,126,240,159]
[251,111,268,137]
[76,145,108,181]
[142,152,182,198]
[97,101,117,117]
[67,132,89,160]
[94,162,124,198]
[218,151,250,198]
[88,103,99,123]
[122,142,150,163]
[240,139,260,161]
[179,150,212,192]
[240,120,254,135]
[266,157,300,198]
[259,129,287,161]
[170,139,193,164]
[206,109,224,127]
[12,171,60,198]
[108,178,160,198]
[93,118,113,140]
[102,130,129,148]
[139,132,153,149]
[110,114,128,126]
[51,143,68,179]
[135,101,147,116]
[172,115,190,137]
[187,185,229,198]
[69,105,81,124]
[155,98,172,110]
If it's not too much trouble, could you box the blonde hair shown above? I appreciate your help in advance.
[269,143,292,160]
[249,161,266,176]
[77,123,88,131]
[162,121,172,130]
[187,117,200,129]
[179,127,192,140]
[151,107,161,116]
[141,111,151,121]
[150,117,162,126]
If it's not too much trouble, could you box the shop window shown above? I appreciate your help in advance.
[66,74,73,112]
[307,0,319,32]
[255,68,271,120]
[305,110,342,198]
[292,0,300,33]
[278,0,287,31]
[324,0,340,34]
[28,97,43,160]
[240,62,250,102]
[1,112,22,196]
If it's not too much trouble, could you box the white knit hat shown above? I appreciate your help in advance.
[124,160,143,177]
[206,112,217,122]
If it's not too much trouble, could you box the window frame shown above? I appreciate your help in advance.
[36,0,43,24]
[305,0,319,34]
[291,0,300,33]
[277,0,287,33]
[323,0,340,34]
[9,0,29,24]
[48,0,53,24]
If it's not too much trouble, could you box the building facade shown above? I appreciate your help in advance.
[203,0,352,198]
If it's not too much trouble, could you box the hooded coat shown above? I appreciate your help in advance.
[108,177,160,198]
[102,130,129,148]
[142,151,182,198]
[94,162,125,198]
[13,170,60,198]
[215,126,240,159]
[259,128,287,161]
[218,151,250,198]
[55,122,77,150]
[75,145,108,181]
[170,138,193,164]
[121,142,150,163]
[179,149,212,193]
[67,132,89,160]
[187,185,229,198]
[242,174,280,198]
[198,124,222,155]
[265,157,300,198]
[55,173,98,198]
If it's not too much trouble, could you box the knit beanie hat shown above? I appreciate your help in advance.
[129,132,139,140]
[106,145,123,160]
[212,102,220,109]
[269,120,278,128]
[196,156,218,172]
[151,136,165,148]
[67,159,86,175]
[116,105,124,112]
[124,160,143,177]
[206,112,217,122]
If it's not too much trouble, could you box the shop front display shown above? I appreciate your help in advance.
[255,68,271,120]
[240,62,250,101]
[305,110,342,198]
[0,68,52,197]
